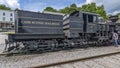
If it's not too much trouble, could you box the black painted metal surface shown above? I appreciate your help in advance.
[16,10,63,35]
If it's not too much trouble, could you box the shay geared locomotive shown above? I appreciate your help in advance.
[5,10,120,52]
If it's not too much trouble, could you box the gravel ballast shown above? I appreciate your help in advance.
[0,46,120,68]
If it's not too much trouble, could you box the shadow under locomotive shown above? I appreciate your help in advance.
[5,10,116,53]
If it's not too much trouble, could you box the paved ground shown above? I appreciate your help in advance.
[48,53,120,68]
[0,46,120,68]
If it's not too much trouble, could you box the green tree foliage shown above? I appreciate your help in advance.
[59,3,78,14]
[0,5,11,10]
[59,7,70,14]
[69,3,77,13]
[96,5,108,19]
[117,13,120,15]
[80,3,108,19]
[77,7,81,11]
[44,7,58,12]
[44,3,108,19]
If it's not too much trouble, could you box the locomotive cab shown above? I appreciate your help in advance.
[63,11,98,40]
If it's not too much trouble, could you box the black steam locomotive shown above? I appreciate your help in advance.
[5,10,119,52]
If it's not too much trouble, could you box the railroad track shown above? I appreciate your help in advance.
[32,50,120,68]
